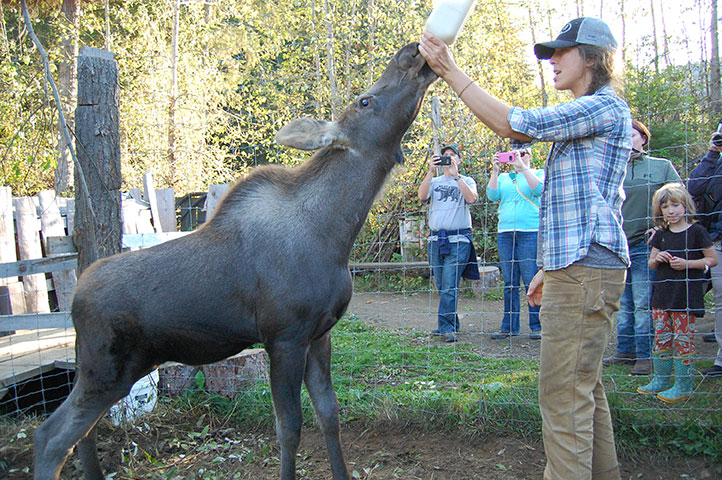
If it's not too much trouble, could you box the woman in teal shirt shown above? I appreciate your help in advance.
[486,149,544,339]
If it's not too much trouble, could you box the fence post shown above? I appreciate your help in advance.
[73,46,121,274]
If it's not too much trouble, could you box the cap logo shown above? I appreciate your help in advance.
[560,22,573,34]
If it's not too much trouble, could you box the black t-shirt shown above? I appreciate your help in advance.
[649,222,713,317]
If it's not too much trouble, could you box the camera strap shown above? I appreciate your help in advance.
[513,177,539,210]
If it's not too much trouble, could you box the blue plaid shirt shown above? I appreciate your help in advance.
[509,85,632,271]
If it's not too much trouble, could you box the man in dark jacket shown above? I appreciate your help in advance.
[687,133,722,377]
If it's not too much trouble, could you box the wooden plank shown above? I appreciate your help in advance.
[38,191,77,311]
[143,172,162,233]
[121,196,154,234]
[0,313,73,331]
[155,188,176,232]
[14,197,50,314]
[205,183,231,220]
[0,283,26,316]
[350,261,429,271]
[122,232,189,250]
[128,188,142,201]
[0,254,78,278]
[0,187,18,285]
[46,236,77,255]
[46,233,190,254]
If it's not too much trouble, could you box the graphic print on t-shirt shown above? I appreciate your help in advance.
[435,184,460,203]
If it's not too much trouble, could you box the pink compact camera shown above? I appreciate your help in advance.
[497,151,516,163]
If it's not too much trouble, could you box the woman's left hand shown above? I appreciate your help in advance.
[527,270,544,307]
[418,31,457,79]
[512,151,527,172]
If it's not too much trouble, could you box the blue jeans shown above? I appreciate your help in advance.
[498,231,541,334]
[616,241,654,359]
[428,240,471,334]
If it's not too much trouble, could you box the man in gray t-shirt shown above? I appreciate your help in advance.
[418,145,479,343]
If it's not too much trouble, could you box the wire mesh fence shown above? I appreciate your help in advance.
[2,2,722,473]
[1,138,721,448]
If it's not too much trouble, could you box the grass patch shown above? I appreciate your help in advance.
[186,315,721,464]
[352,271,503,300]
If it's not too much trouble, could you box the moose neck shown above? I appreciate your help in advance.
[301,147,398,261]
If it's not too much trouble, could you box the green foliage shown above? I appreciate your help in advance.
[624,63,714,172]
[0,7,61,195]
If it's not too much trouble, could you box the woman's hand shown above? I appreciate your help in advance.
[491,153,501,174]
[418,31,458,79]
[527,270,544,307]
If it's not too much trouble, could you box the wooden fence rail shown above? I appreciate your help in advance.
[0,175,224,333]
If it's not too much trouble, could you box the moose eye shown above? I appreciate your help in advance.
[359,97,371,108]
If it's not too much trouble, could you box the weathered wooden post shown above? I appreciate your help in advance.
[73,46,122,274]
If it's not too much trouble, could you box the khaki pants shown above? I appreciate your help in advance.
[539,265,625,480]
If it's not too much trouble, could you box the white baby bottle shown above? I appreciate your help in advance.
[425,0,478,45]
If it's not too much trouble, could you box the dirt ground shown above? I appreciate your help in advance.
[347,289,720,362]
[3,291,720,479]
[5,413,716,480]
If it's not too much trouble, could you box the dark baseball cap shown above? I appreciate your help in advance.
[441,144,461,157]
[534,17,617,60]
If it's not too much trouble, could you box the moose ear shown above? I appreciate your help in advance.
[276,118,340,151]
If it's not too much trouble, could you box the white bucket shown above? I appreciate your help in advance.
[108,369,159,426]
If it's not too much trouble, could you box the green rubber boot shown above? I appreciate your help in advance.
[657,357,694,404]
[637,350,673,394]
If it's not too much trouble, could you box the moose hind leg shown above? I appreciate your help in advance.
[77,425,103,480]
[304,332,349,480]
[267,342,307,480]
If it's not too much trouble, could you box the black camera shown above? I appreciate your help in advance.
[714,120,722,147]
[438,155,452,166]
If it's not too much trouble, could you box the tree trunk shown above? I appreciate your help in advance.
[322,0,340,119]
[367,0,376,84]
[711,0,721,116]
[168,0,180,177]
[528,6,548,107]
[650,0,659,74]
[54,0,80,195]
[620,0,627,67]
[104,0,111,51]
[0,1,10,55]
[311,0,322,115]
[658,0,671,68]
[73,47,122,274]
[344,1,357,101]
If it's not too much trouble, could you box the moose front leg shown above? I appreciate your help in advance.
[304,331,350,480]
[267,341,307,480]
